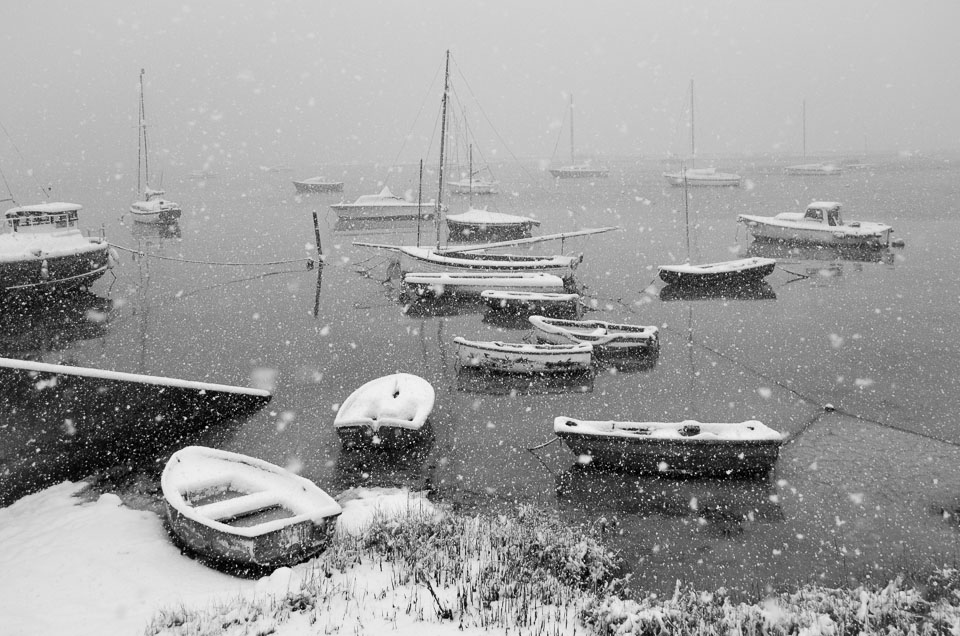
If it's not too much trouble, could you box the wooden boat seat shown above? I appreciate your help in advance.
[190,490,283,521]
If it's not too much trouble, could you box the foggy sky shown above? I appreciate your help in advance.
[1,0,957,183]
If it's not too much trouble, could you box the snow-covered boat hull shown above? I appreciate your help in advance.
[334,373,435,450]
[161,446,342,570]
[454,336,592,374]
[293,179,344,194]
[783,163,843,176]
[657,257,776,287]
[403,272,565,299]
[481,290,581,317]
[445,209,539,241]
[396,246,580,279]
[662,169,742,187]
[529,316,659,355]
[554,417,783,477]
[549,166,609,179]
[738,202,893,248]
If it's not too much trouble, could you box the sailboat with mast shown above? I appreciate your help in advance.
[549,94,609,179]
[356,51,615,281]
[129,70,182,225]
[448,143,499,195]
[784,100,842,176]
[662,80,742,188]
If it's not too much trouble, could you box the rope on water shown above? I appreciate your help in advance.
[110,242,315,268]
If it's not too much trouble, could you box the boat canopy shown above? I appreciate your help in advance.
[4,202,82,231]
[805,201,842,224]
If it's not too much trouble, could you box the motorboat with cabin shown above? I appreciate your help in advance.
[737,201,893,248]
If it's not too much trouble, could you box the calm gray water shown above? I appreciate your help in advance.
[3,154,960,595]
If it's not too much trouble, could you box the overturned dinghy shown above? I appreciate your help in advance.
[334,373,435,449]
[454,336,592,374]
[402,271,564,299]
[161,446,342,570]
[553,416,784,477]
[528,315,659,355]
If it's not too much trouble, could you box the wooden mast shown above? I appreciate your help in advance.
[435,50,451,249]
[569,93,575,165]
[801,99,807,159]
[689,79,695,168]
[138,69,149,193]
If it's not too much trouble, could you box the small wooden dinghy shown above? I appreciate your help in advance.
[402,272,565,298]
[553,416,784,477]
[480,289,581,317]
[528,315,659,355]
[334,373,435,449]
[657,257,776,287]
[161,446,342,569]
[454,336,592,374]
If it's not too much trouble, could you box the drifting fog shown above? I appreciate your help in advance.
[1,0,958,180]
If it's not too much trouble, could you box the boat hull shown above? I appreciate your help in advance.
[294,181,344,194]
[554,418,782,477]
[657,258,776,287]
[330,203,438,221]
[481,290,581,317]
[454,337,592,374]
[448,182,499,195]
[784,164,843,176]
[403,272,565,299]
[397,247,580,279]
[337,421,433,450]
[550,168,609,179]
[738,216,893,248]
[129,205,182,225]
[0,240,111,294]
[662,173,742,187]
[529,316,660,356]
[446,220,537,242]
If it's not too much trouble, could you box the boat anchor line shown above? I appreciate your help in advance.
[109,242,316,269]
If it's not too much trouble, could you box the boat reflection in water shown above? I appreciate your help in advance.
[593,347,659,374]
[0,359,272,506]
[334,424,435,492]
[128,219,181,241]
[400,294,487,319]
[456,366,594,396]
[660,281,777,302]
[555,465,783,534]
[0,290,113,355]
[746,240,896,265]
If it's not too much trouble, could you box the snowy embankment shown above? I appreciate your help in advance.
[2,482,960,636]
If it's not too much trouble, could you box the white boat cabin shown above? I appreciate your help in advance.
[4,202,83,234]
[778,201,844,225]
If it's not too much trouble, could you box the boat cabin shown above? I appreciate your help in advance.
[4,202,82,234]
[803,201,843,226]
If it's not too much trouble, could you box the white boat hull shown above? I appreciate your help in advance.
[403,272,565,298]
[129,202,182,225]
[550,167,609,179]
[331,203,438,221]
[784,163,843,176]
[662,172,742,187]
[397,246,580,279]
[738,215,893,247]
[529,316,659,355]
[454,337,592,374]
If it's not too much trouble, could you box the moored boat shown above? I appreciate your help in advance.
[1,202,112,295]
[130,70,182,225]
[161,446,342,570]
[481,289,581,317]
[737,201,893,247]
[657,257,776,287]
[334,373,435,449]
[293,177,344,194]
[448,177,499,195]
[528,315,659,355]
[662,167,742,187]
[454,336,592,374]
[403,271,565,299]
[549,164,610,179]
[783,162,843,176]
[331,186,440,221]
[445,208,539,241]
[553,416,784,476]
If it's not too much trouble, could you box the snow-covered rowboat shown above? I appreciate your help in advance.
[480,289,581,317]
[161,446,342,569]
[334,373,435,449]
[738,201,893,248]
[553,416,784,476]
[657,257,776,287]
[403,272,564,299]
[293,177,344,194]
[528,315,659,355]
[445,208,539,241]
[454,336,592,374]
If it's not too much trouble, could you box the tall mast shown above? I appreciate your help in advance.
[689,79,696,167]
[467,143,473,206]
[435,50,451,249]
[569,94,575,164]
[801,99,807,159]
[138,68,149,192]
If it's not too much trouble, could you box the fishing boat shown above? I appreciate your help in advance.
[737,201,893,247]
[657,257,776,287]
[784,101,843,176]
[481,289,581,317]
[549,94,609,178]
[662,80,742,187]
[161,446,342,569]
[528,315,659,355]
[1,203,112,295]
[402,271,565,299]
[445,208,539,241]
[129,70,182,225]
[331,186,439,221]
[453,336,592,374]
[293,177,344,194]
[553,416,784,477]
[334,373,435,449]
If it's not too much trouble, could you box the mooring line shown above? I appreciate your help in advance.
[110,242,315,268]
